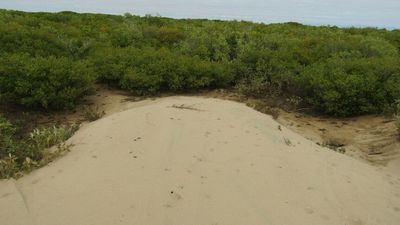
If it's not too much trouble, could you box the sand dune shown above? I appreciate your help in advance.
[1,97,399,225]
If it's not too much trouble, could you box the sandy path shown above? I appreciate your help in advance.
[1,97,399,225]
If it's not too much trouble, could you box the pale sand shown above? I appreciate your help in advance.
[1,97,399,225]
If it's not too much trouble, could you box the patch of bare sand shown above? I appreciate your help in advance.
[1,97,399,225]
[32,86,399,169]
[188,90,400,168]
[277,112,400,165]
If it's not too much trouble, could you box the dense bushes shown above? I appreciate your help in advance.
[119,51,233,94]
[92,47,234,95]
[0,9,400,116]
[0,54,95,109]
[231,32,400,115]
[143,26,185,45]
[296,57,400,116]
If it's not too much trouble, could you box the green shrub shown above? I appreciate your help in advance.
[90,47,131,84]
[296,56,400,116]
[120,67,163,95]
[110,25,143,48]
[143,26,185,45]
[0,54,95,109]
[94,47,234,95]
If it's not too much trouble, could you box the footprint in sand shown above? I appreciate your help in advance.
[133,137,142,141]
[193,155,203,162]
[348,218,364,225]
[163,204,173,208]
[31,179,40,184]
[0,193,12,199]
[320,214,330,221]
[170,191,182,200]
[164,191,183,208]
[304,207,314,214]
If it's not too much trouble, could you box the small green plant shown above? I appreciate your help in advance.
[0,154,19,179]
[21,157,38,173]
[0,118,79,179]
[26,124,78,163]
[37,142,73,168]
[29,125,78,149]
[84,106,105,121]
[322,139,346,154]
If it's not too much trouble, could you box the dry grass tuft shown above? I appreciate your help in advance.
[171,104,202,111]
[84,106,105,121]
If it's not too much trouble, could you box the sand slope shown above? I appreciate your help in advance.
[1,97,399,225]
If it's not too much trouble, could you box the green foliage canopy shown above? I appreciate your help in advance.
[0,9,399,116]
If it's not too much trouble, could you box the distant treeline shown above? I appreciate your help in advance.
[1,10,400,116]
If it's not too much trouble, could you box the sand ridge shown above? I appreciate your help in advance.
[0,97,399,225]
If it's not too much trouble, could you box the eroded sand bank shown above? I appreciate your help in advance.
[1,97,399,225]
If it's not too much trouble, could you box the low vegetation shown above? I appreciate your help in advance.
[0,115,78,179]
[84,106,105,121]
[321,140,346,154]
[395,101,400,135]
